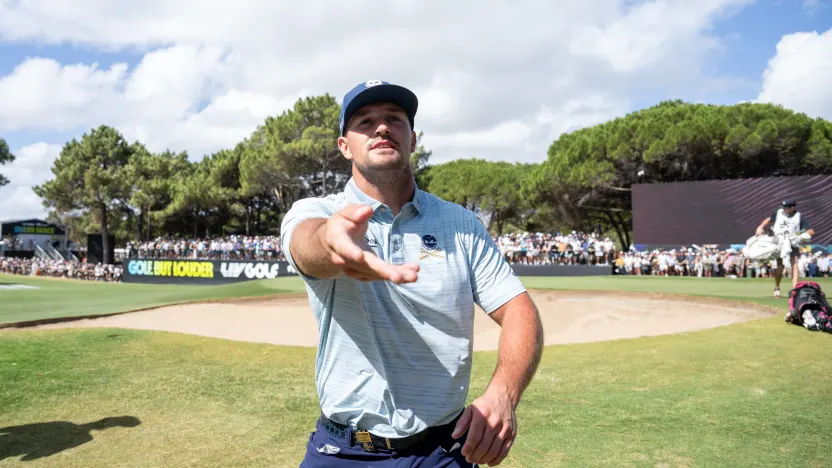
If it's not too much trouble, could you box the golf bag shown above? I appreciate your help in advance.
[743,234,782,262]
[743,232,809,263]
[786,282,832,333]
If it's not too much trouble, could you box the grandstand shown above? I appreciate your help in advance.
[0,218,81,262]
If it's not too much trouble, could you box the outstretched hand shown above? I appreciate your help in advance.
[324,204,419,284]
[452,389,517,466]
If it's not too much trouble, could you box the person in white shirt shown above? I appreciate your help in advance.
[624,254,633,274]
[658,253,668,276]
[797,254,809,279]
[819,254,830,277]
[755,200,815,297]
[667,251,677,276]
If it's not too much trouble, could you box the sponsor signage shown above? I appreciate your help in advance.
[123,259,299,285]
[1,219,66,236]
[123,258,615,284]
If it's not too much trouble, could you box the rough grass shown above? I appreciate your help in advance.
[2,276,831,467]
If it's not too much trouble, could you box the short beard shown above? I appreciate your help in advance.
[352,158,412,187]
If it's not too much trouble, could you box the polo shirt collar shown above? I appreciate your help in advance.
[343,177,424,214]
[344,178,382,211]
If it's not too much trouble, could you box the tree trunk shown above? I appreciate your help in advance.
[601,210,627,251]
[612,222,627,251]
[614,212,632,248]
[100,204,111,264]
[147,213,152,242]
[136,209,144,242]
[321,159,328,196]
[255,199,262,234]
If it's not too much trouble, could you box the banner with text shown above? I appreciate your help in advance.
[122,258,299,285]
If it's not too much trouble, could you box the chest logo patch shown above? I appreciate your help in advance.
[420,234,445,260]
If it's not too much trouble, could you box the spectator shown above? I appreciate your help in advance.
[493,231,617,267]
[128,235,286,262]
[0,258,122,282]
[819,254,830,278]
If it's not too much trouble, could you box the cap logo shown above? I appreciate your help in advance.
[365,79,383,87]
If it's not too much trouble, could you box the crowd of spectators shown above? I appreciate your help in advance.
[3,230,829,282]
[613,248,831,278]
[495,231,617,266]
[0,258,122,282]
[494,231,831,279]
[125,235,286,261]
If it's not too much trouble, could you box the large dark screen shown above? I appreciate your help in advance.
[633,175,832,245]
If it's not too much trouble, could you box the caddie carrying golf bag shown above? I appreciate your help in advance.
[786,282,832,333]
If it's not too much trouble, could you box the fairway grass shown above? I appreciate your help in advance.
[2,276,832,467]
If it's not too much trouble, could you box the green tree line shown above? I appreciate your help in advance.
[29,98,832,264]
[0,138,13,187]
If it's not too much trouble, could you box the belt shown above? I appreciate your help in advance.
[319,411,462,453]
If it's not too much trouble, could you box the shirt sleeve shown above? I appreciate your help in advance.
[280,197,338,281]
[800,216,811,230]
[465,211,527,314]
[769,211,777,222]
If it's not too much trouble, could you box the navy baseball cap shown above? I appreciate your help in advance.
[339,80,418,135]
[782,200,797,208]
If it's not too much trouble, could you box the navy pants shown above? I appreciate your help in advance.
[299,419,477,467]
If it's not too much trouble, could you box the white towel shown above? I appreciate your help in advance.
[780,234,793,261]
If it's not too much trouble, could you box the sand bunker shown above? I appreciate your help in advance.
[13,290,775,350]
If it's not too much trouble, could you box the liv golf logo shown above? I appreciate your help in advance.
[220,262,283,279]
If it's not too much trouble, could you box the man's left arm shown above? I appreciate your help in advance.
[483,293,544,409]
[800,217,815,238]
[452,215,544,466]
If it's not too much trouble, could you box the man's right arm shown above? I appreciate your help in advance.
[281,201,419,284]
[756,213,775,235]
[287,218,343,280]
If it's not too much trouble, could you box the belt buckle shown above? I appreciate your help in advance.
[355,430,376,452]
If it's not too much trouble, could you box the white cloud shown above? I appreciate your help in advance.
[0,142,62,221]
[0,45,290,156]
[0,58,127,132]
[757,28,832,120]
[0,0,754,180]
[802,0,828,13]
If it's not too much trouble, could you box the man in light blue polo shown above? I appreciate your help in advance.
[281,80,544,467]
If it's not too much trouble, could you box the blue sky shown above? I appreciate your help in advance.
[714,0,831,79]
[0,0,831,220]
[631,0,832,109]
